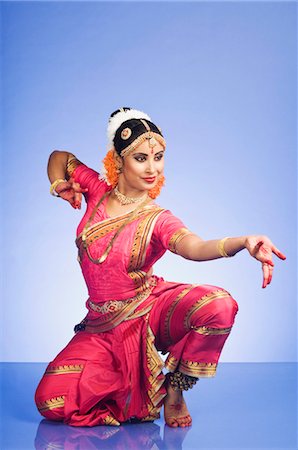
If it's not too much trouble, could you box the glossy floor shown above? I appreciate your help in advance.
[0,363,297,450]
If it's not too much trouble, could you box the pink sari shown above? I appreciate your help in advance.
[35,161,238,426]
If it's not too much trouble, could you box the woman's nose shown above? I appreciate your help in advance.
[145,160,155,173]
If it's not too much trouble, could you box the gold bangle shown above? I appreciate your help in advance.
[50,178,66,197]
[217,237,231,257]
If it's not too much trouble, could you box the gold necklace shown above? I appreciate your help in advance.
[114,185,148,205]
[80,191,151,264]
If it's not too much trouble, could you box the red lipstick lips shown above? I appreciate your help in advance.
[143,177,156,183]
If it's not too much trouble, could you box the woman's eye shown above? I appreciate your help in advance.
[134,154,163,162]
[135,156,146,162]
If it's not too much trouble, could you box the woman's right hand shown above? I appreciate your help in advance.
[55,177,88,209]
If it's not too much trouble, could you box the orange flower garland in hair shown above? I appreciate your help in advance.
[102,149,119,188]
[102,149,165,199]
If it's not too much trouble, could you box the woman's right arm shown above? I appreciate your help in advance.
[48,150,88,209]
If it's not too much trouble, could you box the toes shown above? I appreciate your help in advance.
[177,415,192,427]
[167,419,179,428]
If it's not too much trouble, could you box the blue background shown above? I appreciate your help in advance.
[1,1,296,363]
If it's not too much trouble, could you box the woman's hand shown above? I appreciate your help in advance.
[55,178,88,209]
[245,235,286,288]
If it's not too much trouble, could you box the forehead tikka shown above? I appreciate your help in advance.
[140,119,157,153]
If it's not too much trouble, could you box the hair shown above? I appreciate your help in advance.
[102,149,165,199]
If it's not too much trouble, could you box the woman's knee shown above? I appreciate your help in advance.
[192,290,239,329]
[35,374,65,421]
[214,295,239,327]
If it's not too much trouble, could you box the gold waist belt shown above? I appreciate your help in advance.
[88,290,149,314]
[75,287,155,333]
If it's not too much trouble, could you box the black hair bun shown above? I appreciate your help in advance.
[110,107,131,119]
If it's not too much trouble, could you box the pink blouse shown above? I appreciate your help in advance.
[71,163,192,305]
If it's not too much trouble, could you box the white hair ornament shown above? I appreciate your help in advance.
[106,108,151,149]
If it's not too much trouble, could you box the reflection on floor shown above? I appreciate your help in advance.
[0,363,297,449]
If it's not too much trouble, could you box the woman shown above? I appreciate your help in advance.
[35,107,286,428]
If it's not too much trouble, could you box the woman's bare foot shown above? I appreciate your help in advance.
[164,382,192,428]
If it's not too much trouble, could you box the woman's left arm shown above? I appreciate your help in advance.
[176,234,286,288]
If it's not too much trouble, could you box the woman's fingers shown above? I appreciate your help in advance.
[268,264,274,284]
[262,263,274,288]
[71,182,88,209]
[56,185,78,209]
[74,192,82,209]
[272,245,286,260]
[262,263,270,288]
[55,180,88,209]
[245,236,285,289]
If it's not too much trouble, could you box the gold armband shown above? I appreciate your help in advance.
[50,178,66,197]
[217,237,231,257]
[66,155,83,179]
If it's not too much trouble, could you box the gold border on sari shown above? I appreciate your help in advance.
[37,396,65,412]
[179,360,217,377]
[128,208,165,272]
[165,354,217,378]
[143,317,167,418]
[164,354,179,372]
[191,326,232,335]
[103,415,121,427]
[184,289,231,329]
[45,364,84,375]
[164,285,198,346]
[141,404,161,422]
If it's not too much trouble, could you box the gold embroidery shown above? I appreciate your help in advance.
[141,404,161,421]
[37,396,65,412]
[125,298,156,321]
[128,270,159,295]
[128,208,165,274]
[128,270,148,292]
[164,286,197,345]
[77,210,142,248]
[76,206,163,268]
[165,354,217,378]
[179,360,217,377]
[184,289,231,329]
[191,326,232,335]
[66,156,83,179]
[45,364,84,375]
[85,288,153,333]
[168,227,193,254]
[88,298,134,314]
[88,288,151,314]
[144,318,167,412]
[164,354,179,372]
[103,415,121,426]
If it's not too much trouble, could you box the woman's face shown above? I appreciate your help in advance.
[119,140,165,193]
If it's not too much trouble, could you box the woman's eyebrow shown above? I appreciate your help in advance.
[132,150,164,156]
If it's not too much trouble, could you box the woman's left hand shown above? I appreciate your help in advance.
[245,235,286,288]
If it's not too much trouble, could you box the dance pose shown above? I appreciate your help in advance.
[35,107,286,428]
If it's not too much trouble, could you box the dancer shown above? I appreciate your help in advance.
[35,107,286,428]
